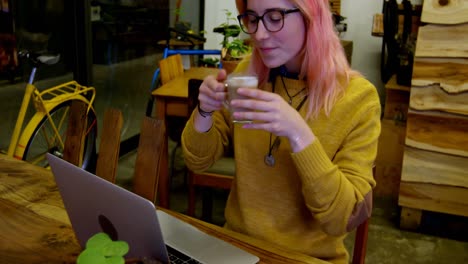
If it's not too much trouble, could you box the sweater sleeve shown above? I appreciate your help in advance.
[291,83,381,236]
[181,109,232,172]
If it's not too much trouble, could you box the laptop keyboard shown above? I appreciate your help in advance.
[166,245,203,264]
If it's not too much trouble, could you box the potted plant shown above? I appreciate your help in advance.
[213,9,251,74]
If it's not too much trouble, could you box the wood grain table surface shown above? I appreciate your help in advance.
[0,154,326,264]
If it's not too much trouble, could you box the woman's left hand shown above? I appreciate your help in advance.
[231,88,315,152]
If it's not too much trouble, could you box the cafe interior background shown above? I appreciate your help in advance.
[0,0,467,263]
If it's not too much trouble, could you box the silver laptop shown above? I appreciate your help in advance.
[47,153,259,264]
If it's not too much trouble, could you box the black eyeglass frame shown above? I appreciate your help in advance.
[237,8,301,34]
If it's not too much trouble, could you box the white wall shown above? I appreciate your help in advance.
[204,0,238,50]
[341,0,385,102]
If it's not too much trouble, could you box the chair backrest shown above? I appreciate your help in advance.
[159,53,184,85]
[64,103,123,182]
[65,103,166,205]
[132,116,166,204]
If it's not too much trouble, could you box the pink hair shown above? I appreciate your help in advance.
[236,0,360,119]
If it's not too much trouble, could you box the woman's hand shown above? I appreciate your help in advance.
[193,69,227,133]
[231,88,315,152]
[198,69,228,112]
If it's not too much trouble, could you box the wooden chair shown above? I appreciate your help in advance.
[158,53,187,181]
[132,116,166,204]
[353,217,370,264]
[185,78,236,222]
[63,100,90,167]
[159,53,184,85]
[351,165,375,264]
[64,101,166,205]
[187,157,235,221]
[64,102,123,182]
[95,108,123,183]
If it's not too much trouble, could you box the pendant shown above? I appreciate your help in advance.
[264,154,275,167]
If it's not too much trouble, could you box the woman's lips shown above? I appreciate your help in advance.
[259,47,276,55]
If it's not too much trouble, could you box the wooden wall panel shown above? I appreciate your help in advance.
[399,181,468,217]
[415,23,468,58]
[398,0,468,224]
[409,85,468,115]
[401,146,468,188]
[412,58,468,93]
[421,0,468,24]
[406,110,468,157]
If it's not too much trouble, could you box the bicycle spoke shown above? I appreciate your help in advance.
[22,102,97,169]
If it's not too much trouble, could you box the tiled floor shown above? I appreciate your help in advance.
[1,53,467,264]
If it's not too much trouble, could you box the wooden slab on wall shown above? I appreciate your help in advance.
[409,85,468,116]
[412,58,468,93]
[401,146,468,188]
[421,0,468,24]
[406,110,468,157]
[415,23,468,58]
[399,181,468,217]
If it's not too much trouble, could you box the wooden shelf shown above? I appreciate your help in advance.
[385,75,411,92]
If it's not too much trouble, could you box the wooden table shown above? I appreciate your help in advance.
[0,154,326,264]
[151,67,220,208]
[0,154,80,263]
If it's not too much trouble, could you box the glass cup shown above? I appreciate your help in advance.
[224,73,258,123]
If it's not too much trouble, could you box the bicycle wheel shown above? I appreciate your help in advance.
[22,100,97,169]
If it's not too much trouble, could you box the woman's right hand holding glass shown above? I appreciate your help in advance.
[193,69,227,132]
[198,69,228,113]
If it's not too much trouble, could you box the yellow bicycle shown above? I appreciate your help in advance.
[6,51,97,168]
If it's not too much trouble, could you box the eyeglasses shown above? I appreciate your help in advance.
[237,8,301,34]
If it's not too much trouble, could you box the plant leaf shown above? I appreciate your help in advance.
[86,233,112,249]
[105,256,126,264]
[102,241,129,257]
[77,248,107,264]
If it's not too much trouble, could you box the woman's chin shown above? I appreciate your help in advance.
[261,59,283,69]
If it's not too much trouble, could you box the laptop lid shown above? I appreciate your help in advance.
[47,153,169,261]
[47,154,260,264]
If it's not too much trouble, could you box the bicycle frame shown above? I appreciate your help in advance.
[7,80,95,160]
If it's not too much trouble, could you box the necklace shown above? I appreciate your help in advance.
[280,75,306,104]
[264,75,308,167]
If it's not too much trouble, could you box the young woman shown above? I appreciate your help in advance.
[181,0,381,263]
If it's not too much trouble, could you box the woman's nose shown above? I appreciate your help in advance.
[253,20,270,40]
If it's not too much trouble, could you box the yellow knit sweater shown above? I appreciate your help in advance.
[181,65,381,263]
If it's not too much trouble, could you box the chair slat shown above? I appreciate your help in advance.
[63,101,88,167]
[95,108,123,183]
[133,117,166,205]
